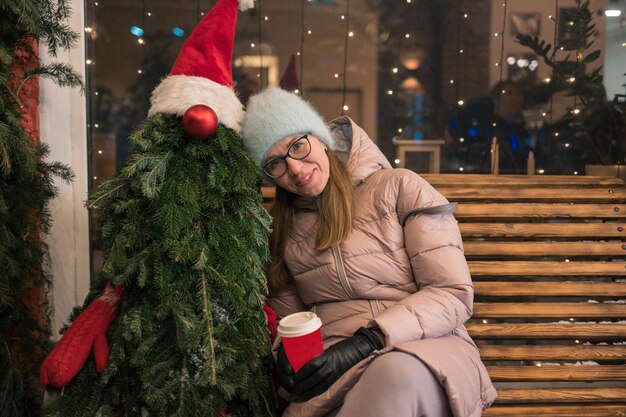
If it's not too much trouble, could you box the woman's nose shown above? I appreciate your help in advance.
[285,157,303,175]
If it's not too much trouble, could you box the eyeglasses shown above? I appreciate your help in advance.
[263,133,312,179]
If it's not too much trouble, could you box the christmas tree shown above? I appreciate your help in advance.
[40,1,276,416]
[0,1,81,416]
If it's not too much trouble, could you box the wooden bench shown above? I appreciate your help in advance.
[262,174,626,416]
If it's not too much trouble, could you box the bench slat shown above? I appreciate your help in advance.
[487,365,626,382]
[469,261,626,276]
[434,187,626,202]
[474,282,626,297]
[483,404,626,416]
[421,174,625,187]
[460,223,625,238]
[494,388,626,403]
[465,242,626,257]
[467,323,626,339]
[473,303,626,318]
[456,203,626,219]
[478,345,626,361]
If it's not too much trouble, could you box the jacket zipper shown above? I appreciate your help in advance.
[332,246,357,299]
[314,196,357,299]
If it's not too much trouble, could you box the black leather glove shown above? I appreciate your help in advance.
[276,342,295,392]
[292,327,384,400]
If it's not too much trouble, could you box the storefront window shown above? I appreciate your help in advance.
[86,0,625,278]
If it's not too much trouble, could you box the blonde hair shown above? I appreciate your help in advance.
[268,151,353,289]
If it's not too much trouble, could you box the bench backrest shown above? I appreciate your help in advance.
[423,174,626,417]
[263,173,626,416]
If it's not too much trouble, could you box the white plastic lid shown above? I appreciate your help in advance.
[277,312,322,337]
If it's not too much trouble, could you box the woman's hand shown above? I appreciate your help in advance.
[291,327,384,401]
[276,343,296,391]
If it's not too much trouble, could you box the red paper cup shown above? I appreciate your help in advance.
[277,312,323,372]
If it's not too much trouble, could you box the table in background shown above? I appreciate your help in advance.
[392,138,445,173]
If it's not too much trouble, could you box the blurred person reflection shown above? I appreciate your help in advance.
[444,79,543,173]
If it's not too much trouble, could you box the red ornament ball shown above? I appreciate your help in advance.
[183,104,218,140]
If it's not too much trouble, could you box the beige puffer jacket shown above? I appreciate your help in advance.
[269,117,496,417]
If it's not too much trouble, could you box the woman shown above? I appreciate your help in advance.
[242,87,496,417]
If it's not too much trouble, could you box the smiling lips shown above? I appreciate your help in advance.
[296,170,314,187]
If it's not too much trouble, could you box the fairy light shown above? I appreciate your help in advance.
[340,0,351,116]
[392,67,398,73]
[496,0,508,111]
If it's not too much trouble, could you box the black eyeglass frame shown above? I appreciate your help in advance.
[262,132,312,179]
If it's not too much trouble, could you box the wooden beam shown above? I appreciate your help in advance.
[478,345,626,361]
[456,203,626,219]
[494,388,626,403]
[421,174,625,187]
[467,323,626,339]
[473,303,626,319]
[483,404,626,416]
[473,282,626,297]
[487,365,626,381]
[464,242,626,257]
[468,261,626,276]
[460,223,625,238]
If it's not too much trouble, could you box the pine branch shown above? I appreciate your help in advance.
[19,63,84,96]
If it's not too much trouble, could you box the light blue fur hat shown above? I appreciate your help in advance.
[242,87,336,165]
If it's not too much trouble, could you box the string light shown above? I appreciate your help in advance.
[340,0,351,116]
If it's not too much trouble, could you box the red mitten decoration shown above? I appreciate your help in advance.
[40,282,125,387]
[263,302,277,343]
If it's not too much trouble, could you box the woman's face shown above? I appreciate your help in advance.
[264,133,330,197]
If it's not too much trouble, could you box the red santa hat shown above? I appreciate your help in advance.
[148,0,253,132]
[279,54,299,92]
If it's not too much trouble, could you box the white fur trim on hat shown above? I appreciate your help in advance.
[149,75,244,132]
[242,87,336,165]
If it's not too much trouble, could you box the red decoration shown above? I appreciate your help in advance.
[40,282,125,388]
[183,104,218,140]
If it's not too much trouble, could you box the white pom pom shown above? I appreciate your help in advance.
[238,0,254,11]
